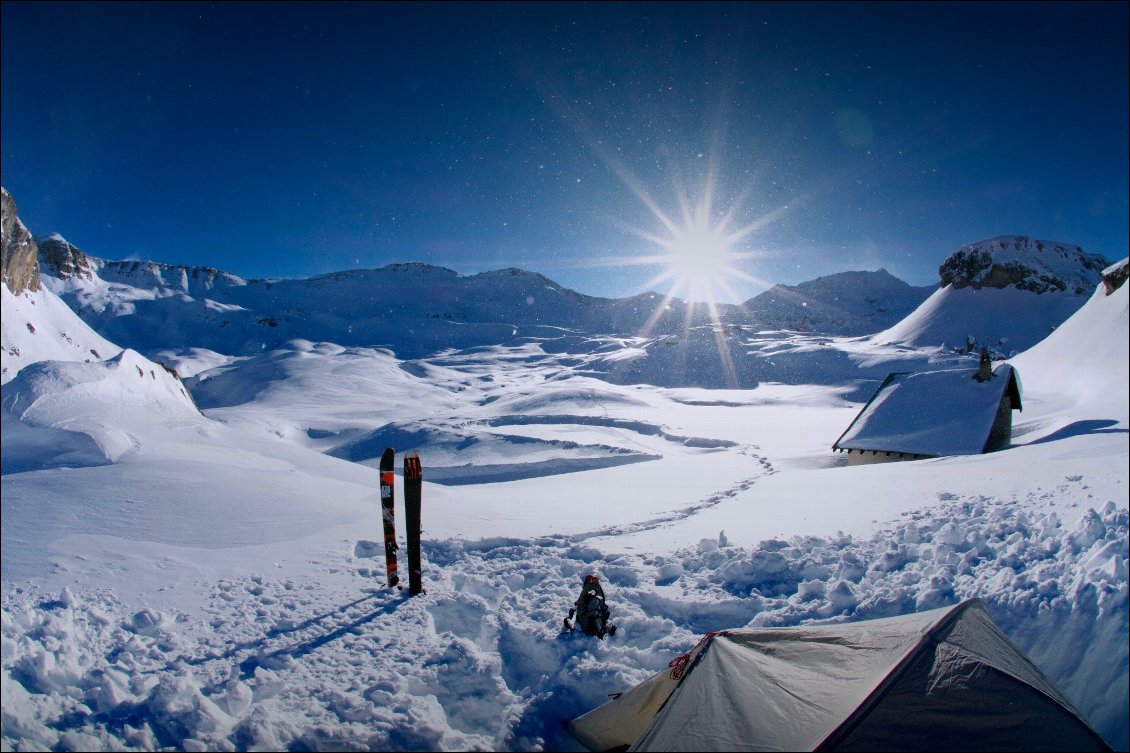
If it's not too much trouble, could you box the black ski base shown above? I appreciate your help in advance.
[404,451,424,596]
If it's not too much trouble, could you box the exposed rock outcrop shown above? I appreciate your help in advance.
[1102,258,1128,296]
[938,236,1108,294]
[36,232,96,281]
[1,187,41,294]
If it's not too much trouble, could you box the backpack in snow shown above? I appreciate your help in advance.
[564,574,616,638]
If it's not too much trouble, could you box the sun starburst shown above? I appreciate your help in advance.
[615,166,774,317]
[598,164,788,388]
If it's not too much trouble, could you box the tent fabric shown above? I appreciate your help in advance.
[566,633,716,753]
[567,599,1111,752]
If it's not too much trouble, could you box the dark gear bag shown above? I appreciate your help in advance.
[564,574,616,638]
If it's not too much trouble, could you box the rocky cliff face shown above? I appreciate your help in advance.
[36,232,96,281]
[938,235,1109,294]
[38,237,249,299]
[1,187,41,294]
[1102,258,1129,296]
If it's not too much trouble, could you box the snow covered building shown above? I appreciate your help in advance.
[832,357,1022,465]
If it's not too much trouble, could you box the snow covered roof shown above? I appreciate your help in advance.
[833,364,1022,457]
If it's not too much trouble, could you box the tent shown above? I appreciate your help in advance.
[567,599,1111,752]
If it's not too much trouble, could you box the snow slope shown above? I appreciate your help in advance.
[1010,259,1130,412]
[870,283,1091,356]
[870,234,1109,356]
[1,284,121,384]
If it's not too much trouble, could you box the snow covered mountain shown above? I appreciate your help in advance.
[1,191,123,383]
[34,238,726,362]
[871,235,1109,355]
[739,269,935,335]
[30,228,1108,377]
[3,187,1116,400]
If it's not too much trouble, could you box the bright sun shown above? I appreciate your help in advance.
[593,154,785,327]
[638,204,757,307]
[600,171,783,388]
[661,220,741,288]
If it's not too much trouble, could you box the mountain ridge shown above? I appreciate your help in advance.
[1,186,1113,375]
[741,268,936,336]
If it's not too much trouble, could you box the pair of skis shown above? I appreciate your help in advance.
[379,448,424,595]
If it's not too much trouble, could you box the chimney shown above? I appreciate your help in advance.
[976,346,992,382]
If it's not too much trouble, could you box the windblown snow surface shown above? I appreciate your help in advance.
[1,265,1127,751]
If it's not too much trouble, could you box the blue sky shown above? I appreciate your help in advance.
[2,1,1127,303]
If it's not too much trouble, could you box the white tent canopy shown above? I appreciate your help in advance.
[568,599,1111,752]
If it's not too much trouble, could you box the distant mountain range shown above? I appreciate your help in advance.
[31,227,940,339]
[1,184,1115,386]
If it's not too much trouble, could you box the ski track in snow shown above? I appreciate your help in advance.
[567,462,771,542]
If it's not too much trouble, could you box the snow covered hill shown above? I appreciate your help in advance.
[869,283,1090,356]
[871,235,1109,355]
[740,268,935,335]
[940,235,1110,294]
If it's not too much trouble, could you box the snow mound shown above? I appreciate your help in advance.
[870,284,1091,355]
[1,349,198,471]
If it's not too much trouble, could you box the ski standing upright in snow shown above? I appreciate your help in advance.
[379,447,400,589]
[404,451,425,596]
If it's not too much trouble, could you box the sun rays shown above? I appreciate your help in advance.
[531,75,799,388]
[593,162,786,388]
[633,202,761,309]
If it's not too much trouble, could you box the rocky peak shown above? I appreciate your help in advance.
[382,262,460,277]
[1,187,42,294]
[1102,258,1129,296]
[36,232,97,281]
[938,235,1109,294]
